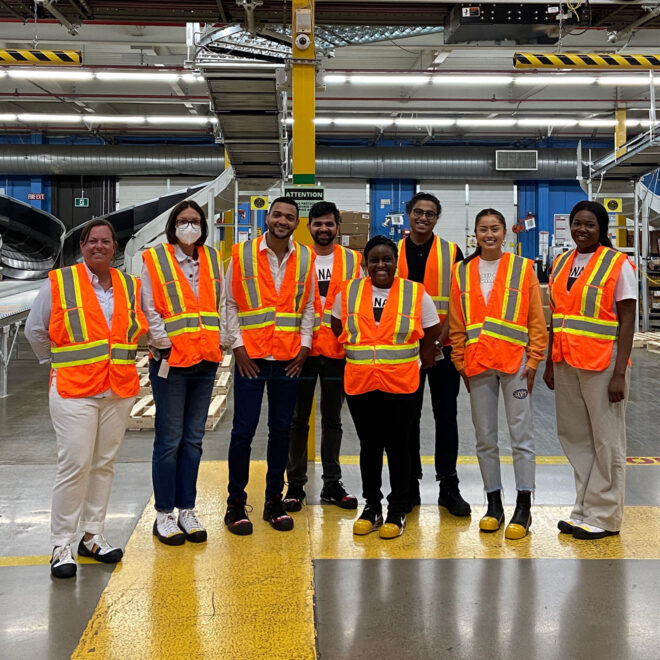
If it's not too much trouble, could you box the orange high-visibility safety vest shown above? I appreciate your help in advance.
[397,236,457,325]
[231,235,315,360]
[339,276,425,395]
[549,246,627,371]
[143,243,223,368]
[48,264,148,398]
[453,253,533,378]
[311,245,362,359]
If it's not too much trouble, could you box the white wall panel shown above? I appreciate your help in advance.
[419,180,516,254]
[318,178,369,212]
[116,176,211,209]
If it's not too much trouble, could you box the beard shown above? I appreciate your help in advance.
[313,232,335,246]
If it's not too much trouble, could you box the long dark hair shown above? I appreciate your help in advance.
[165,200,208,246]
[464,208,507,264]
[569,200,613,249]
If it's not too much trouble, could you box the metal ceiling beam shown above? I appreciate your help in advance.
[0,0,27,21]
[215,0,228,23]
[39,0,80,36]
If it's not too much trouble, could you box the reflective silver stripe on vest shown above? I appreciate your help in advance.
[438,239,452,302]
[240,241,260,309]
[275,314,302,330]
[200,313,220,330]
[153,244,184,316]
[549,250,573,308]
[322,310,333,327]
[164,315,199,333]
[394,279,415,344]
[344,345,420,363]
[205,246,223,307]
[456,261,469,323]
[110,346,137,362]
[238,309,276,328]
[345,280,362,343]
[120,272,141,342]
[503,256,525,321]
[433,298,449,313]
[582,250,619,317]
[294,245,311,311]
[344,248,356,279]
[60,267,86,343]
[552,316,619,339]
[51,341,109,368]
[482,318,528,344]
[466,325,482,342]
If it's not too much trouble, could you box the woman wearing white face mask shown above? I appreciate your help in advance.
[141,200,224,546]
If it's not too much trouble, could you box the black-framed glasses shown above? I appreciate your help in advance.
[176,218,201,227]
[411,208,438,220]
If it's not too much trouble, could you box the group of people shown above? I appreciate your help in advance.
[24,192,635,579]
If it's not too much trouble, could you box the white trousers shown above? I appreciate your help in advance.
[468,362,536,493]
[49,383,134,547]
[554,359,629,531]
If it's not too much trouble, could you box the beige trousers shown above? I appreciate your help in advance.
[554,359,629,531]
[49,383,134,547]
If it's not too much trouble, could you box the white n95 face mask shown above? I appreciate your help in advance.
[176,224,202,245]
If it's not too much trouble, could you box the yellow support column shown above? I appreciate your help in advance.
[615,108,627,158]
[221,149,234,267]
[292,0,317,460]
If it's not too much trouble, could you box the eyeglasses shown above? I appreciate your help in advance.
[411,208,438,220]
[176,218,201,227]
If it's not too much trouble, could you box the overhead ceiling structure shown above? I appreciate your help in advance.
[0,2,659,157]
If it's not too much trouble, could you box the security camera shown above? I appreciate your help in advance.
[295,34,311,50]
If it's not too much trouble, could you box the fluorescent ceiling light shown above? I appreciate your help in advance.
[18,113,83,123]
[597,76,652,86]
[640,119,660,127]
[146,116,213,124]
[324,75,347,84]
[8,69,93,81]
[181,74,204,83]
[518,118,578,127]
[457,119,516,127]
[97,72,180,82]
[314,117,333,125]
[514,75,596,85]
[83,115,146,124]
[0,113,17,121]
[349,75,430,85]
[578,119,618,127]
[333,117,394,126]
[395,118,455,126]
[0,71,6,78]
[433,76,512,85]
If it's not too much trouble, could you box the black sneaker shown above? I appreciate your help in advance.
[224,499,254,536]
[438,474,471,517]
[320,481,358,510]
[380,510,406,539]
[353,505,383,535]
[283,484,306,512]
[263,495,294,531]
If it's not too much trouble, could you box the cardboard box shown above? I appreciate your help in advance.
[340,211,370,224]
[341,234,368,250]
[340,221,369,236]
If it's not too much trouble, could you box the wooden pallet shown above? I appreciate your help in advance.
[126,393,227,431]
[138,370,232,397]
[633,331,660,348]
[647,341,660,355]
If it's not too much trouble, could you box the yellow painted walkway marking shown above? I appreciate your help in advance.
[320,455,660,466]
[72,462,316,660]
[0,555,97,567]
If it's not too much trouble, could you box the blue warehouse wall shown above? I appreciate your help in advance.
[369,179,416,241]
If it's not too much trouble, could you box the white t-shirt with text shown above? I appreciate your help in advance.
[314,252,335,306]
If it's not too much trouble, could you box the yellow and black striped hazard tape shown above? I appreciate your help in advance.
[514,52,660,69]
[0,49,82,66]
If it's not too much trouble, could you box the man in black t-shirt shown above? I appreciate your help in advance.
[397,192,471,516]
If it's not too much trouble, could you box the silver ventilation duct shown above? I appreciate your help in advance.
[0,145,605,180]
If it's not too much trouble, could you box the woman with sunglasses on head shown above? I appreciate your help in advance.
[141,200,224,546]
[25,219,148,578]
[543,200,636,540]
[449,209,547,539]
[330,236,441,539]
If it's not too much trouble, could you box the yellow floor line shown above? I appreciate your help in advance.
[72,461,316,660]
[0,555,105,567]
[316,455,660,466]
[309,505,660,561]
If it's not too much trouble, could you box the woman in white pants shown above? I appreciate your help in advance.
[543,201,636,540]
[449,209,547,539]
[25,219,147,578]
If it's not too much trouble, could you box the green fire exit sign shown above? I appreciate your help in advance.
[75,197,89,208]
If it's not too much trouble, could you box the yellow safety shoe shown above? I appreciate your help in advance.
[504,490,532,540]
[479,514,504,532]
[479,489,505,533]
[353,505,383,535]
[379,512,406,539]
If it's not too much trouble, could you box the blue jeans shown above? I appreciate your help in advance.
[227,359,299,503]
[150,358,218,512]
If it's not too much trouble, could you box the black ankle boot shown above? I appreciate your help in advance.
[505,490,532,539]
[438,474,471,516]
[479,489,504,532]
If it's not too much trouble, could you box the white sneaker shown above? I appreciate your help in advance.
[51,545,76,578]
[153,511,186,546]
[178,508,207,543]
[78,534,123,563]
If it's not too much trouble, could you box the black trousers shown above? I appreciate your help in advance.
[346,389,418,515]
[410,346,461,483]
[287,355,346,488]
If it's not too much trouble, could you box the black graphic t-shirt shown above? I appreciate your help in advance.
[315,253,334,304]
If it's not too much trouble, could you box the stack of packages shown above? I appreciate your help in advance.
[338,211,370,252]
